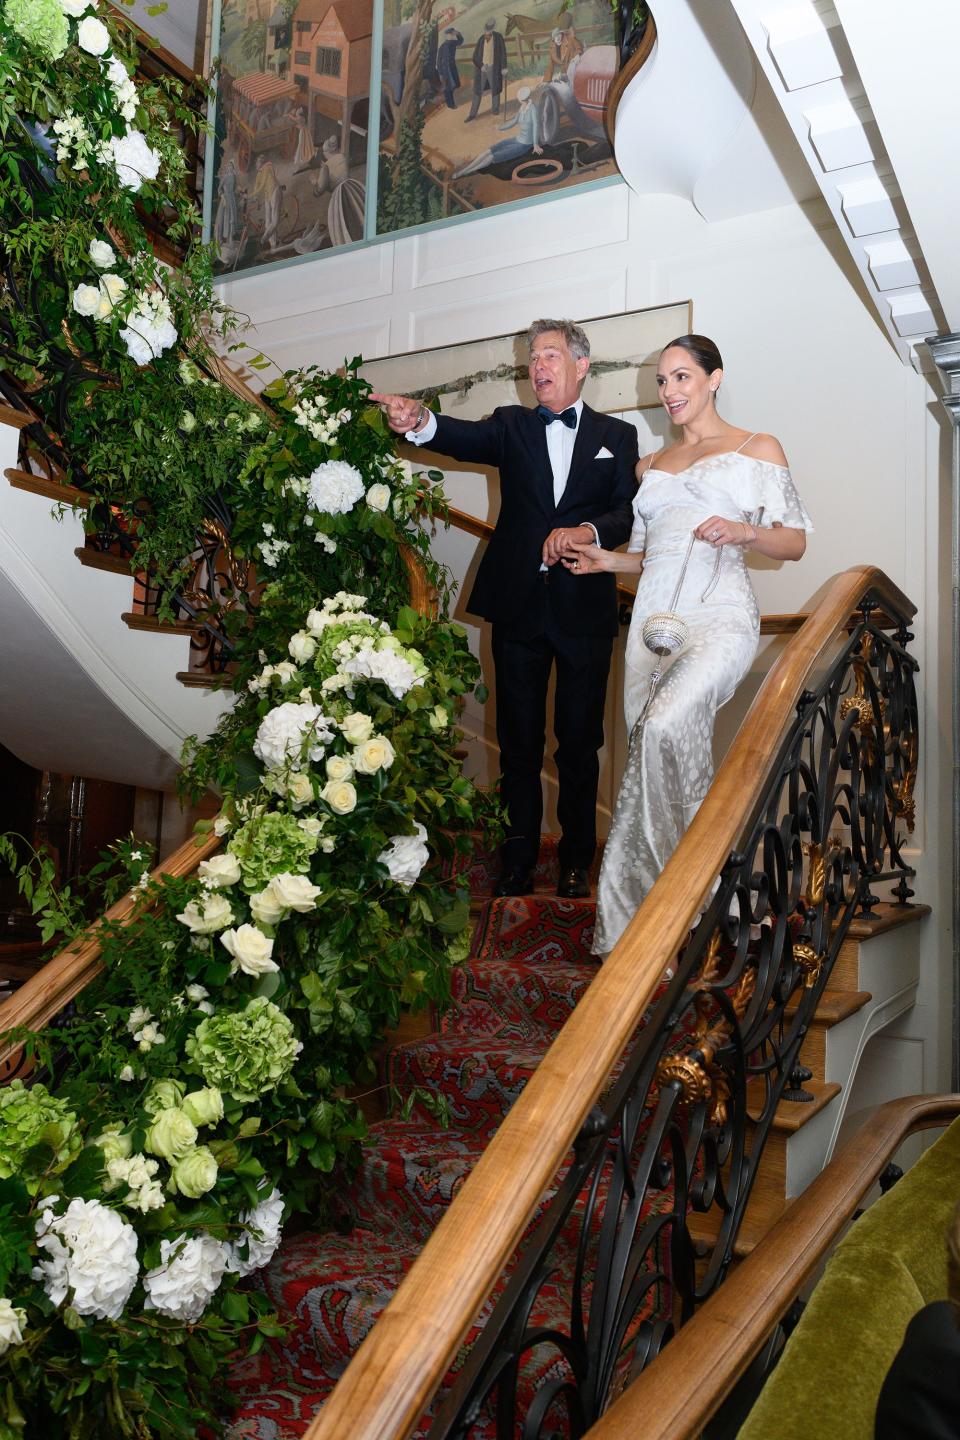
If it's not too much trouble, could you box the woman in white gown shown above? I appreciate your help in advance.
[565,335,814,956]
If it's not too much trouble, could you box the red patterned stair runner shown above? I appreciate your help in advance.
[223,838,662,1439]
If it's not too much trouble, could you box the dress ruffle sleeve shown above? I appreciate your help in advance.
[744,461,814,532]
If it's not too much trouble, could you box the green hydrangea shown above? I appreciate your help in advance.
[186,997,301,1103]
[0,1080,81,1188]
[3,0,69,59]
[228,810,318,891]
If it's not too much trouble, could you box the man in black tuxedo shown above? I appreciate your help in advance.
[372,318,638,898]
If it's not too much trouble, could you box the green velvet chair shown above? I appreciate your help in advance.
[738,1114,960,1440]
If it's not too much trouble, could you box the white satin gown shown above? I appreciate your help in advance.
[593,447,814,956]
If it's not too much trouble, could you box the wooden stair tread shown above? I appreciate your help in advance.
[688,1195,792,1259]
[787,989,872,1025]
[6,467,88,507]
[74,546,134,576]
[176,671,225,688]
[766,1078,842,1133]
[845,901,930,940]
[122,612,197,637]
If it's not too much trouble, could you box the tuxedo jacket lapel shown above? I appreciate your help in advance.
[517,407,555,512]
[560,404,600,511]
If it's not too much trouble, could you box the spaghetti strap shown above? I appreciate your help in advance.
[734,432,758,454]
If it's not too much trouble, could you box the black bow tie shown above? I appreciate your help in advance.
[537,404,577,429]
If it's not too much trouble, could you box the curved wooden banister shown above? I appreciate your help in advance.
[0,828,222,1069]
[583,1091,960,1440]
[305,564,915,1440]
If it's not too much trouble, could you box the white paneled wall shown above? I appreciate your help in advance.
[221,177,953,1086]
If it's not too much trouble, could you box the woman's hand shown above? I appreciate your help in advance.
[693,515,756,549]
[562,538,612,575]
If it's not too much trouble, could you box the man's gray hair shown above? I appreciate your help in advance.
[527,318,590,362]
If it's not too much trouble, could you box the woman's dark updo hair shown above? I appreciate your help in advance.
[660,334,723,376]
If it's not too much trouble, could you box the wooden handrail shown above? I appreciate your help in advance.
[583,1092,960,1440]
[305,564,915,1440]
[0,828,222,1068]
[605,12,658,140]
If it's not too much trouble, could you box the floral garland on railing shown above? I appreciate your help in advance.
[0,3,495,1435]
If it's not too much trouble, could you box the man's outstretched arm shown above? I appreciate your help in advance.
[370,392,504,468]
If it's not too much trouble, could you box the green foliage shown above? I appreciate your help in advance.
[377,107,444,234]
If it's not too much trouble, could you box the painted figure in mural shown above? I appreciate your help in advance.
[465,18,508,121]
[452,85,542,178]
[437,25,463,109]
[564,335,813,955]
[248,154,283,251]
[543,24,583,82]
[312,135,349,197]
[422,6,455,99]
[371,319,639,901]
[213,156,240,249]
[291,105,317,172]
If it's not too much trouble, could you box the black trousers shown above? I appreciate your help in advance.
[491,609,613,874]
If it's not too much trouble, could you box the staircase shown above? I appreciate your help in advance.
[0,412,233,788]
[221,837,927,1439]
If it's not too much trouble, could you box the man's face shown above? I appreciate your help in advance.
[528,330,589,412]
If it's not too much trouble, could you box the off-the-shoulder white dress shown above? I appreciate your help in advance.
[593,447,814,956]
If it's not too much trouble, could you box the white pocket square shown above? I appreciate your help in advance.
[595,446,614,459]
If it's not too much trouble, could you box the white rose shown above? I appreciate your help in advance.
[269,873,322,913]
[286,771,314,811]
[89,238,116,268]
[220,925,278,978]
[366,482,391,512]
[377,823,430,888]
[95,272,126,318]
[143,1233,228,1323]
[352,735,395,774]
[0,1298,27,1356]
[175,893,234,934]
[249,886,285,927]
[60,0,92,15]
[305,608,330,636]
[339,711,373,744]
[197,853,242,889]
[77,15,110,53]
[325,754,354,782]
[321,779,357,815]
[298,817,323,839]
[72,283,100,317]
[273,660,299,685]
[288,630,317,663]
[213,814,232,837]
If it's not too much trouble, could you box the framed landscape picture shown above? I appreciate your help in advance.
[358,301,693,419]
[204,0,647,277]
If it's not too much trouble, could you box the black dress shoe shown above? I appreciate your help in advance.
[557,866,590,899]
[494,869,535,897]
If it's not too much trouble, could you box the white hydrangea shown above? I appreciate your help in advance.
[377,823,430,888]
[225,1188,284,1277]
[118,291,177,366]
[253,701,334,771]
[259,537,291,567]
[33,1197,139,1320]
[339,642,427,699]
[143,1233,228,1323]
[109,128,161,192]
[307,460,365,517]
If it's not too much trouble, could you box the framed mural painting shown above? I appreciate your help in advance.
[358,301,693,420]
[204,0,645,276]
[208,0,373,275]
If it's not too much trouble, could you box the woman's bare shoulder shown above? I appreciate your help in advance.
[637,448,670,479]
[739,432,789,467]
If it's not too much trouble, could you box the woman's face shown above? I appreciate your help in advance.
[656,346,721,427]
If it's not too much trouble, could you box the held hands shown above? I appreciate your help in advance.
[692,515,757,549]
[561,534,611,575]
[369,392,426,435]
[542,524,595,567]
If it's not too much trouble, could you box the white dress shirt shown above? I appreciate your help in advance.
[406,401,600,556]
